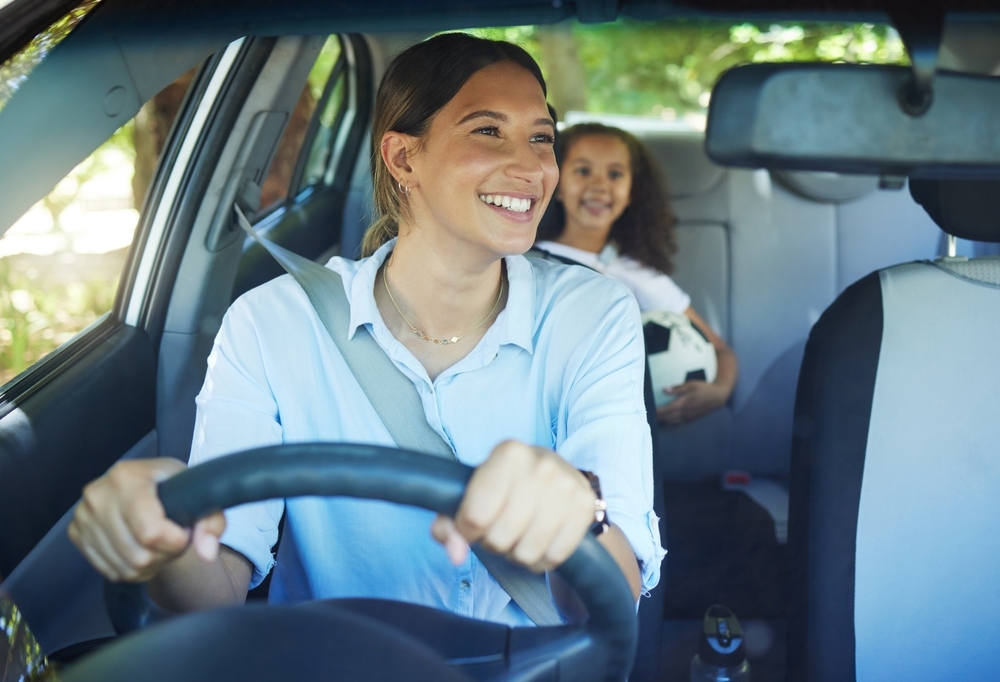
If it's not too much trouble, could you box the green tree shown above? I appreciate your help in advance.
[469,20,907,120]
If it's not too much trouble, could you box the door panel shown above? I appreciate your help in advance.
[0,323,156,577]
[1,431,157,656]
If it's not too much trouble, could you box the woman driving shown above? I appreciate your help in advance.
[68,34,662,625]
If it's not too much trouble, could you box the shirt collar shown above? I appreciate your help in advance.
[342,238,535,355]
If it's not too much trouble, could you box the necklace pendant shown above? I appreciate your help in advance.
[449,336,459,344]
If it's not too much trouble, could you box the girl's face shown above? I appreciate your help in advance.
[556,134,633,240]
[401,61,558,262]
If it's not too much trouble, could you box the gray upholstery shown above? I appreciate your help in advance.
[672,222,729,342]
[772,170,879,204]
[340,133,375,259]
[644,130,725,199]
[641,134,944,479]
[934,255,1000,286]
[852,262,1000,681]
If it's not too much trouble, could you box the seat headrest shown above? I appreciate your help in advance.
[909,179,1000,243]
[642,132,725,199]
[772,170,878,204]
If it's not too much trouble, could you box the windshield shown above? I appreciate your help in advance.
[465,19,907,129]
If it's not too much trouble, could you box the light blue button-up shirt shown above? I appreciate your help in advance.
[189,239,664,626]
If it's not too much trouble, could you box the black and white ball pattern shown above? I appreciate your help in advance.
[641,310,718,407]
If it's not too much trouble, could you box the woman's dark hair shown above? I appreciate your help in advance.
[362,33,547,257]
[537,123,679,275]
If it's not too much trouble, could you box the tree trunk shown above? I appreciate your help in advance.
[536,24,587,121]
[131,68,196,210]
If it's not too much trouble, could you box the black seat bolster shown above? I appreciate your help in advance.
[786,271,883,682]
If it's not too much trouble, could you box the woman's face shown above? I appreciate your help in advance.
[556,134,633,241]
[402,61,558,261]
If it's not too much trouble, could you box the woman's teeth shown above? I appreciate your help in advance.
[479,194,531,213]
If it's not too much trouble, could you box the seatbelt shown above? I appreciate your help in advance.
[233,206,563,626]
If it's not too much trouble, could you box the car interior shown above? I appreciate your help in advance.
[1,0,998,680]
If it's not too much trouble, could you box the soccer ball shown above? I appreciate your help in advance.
[642,310,718,407]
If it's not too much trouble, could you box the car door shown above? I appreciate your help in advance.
[0,0,372,657]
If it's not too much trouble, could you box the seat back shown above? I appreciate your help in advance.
[640,130,943,480]
[787,179,1000,681]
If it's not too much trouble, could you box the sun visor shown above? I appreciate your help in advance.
[705,63,1000,179]
[0,1,235,238]
[909,178,1000,243]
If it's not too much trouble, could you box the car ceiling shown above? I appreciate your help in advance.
[0,0,998,240]
[6,0,1000,65]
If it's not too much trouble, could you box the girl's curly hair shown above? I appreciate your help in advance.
[537,123,678,274]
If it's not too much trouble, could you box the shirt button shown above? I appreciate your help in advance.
[459,580,471,591]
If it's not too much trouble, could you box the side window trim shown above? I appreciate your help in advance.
[0,313,119,412]
[323,35,360,190]
[288,43,348,198]
[123,38,247,327]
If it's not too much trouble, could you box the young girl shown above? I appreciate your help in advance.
[536,123,738,426]
[68,35,662,625]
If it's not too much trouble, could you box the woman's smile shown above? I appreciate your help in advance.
[477,192,538,222]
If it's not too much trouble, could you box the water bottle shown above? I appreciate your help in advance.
[690,604,750,682]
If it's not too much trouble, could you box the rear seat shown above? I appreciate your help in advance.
[642,130,943,486]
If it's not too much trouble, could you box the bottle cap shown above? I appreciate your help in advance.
[697,604,746,667]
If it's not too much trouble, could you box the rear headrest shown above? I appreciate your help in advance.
[771,170,878,204]
[910,179,1000,243]
[642,132,725,199]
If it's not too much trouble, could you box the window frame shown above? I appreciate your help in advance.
[292,40,349,196]
[0,41,234,408]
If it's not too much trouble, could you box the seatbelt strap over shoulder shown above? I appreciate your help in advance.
[233,206,563,626]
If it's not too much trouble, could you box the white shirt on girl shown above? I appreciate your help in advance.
[535,240,691,315]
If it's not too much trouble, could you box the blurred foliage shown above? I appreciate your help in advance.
[0,257,118,386]
[1,594,57,681]
[0,0,104,114]
[0,65,193,386]
[469,20,907,119]
[307,36,343,104]
[0,125,134,386]
[44,122,136,229]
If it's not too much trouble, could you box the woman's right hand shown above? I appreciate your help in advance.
[68,458,226,583]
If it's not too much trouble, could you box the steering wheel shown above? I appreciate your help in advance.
[62,443,638,682]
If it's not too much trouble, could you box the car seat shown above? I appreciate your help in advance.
[786,178,1000,682]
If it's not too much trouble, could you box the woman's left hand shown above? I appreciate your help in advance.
[657,379,729,426]
[431,440,596,573]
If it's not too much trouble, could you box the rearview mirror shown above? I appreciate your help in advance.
[705,63,1000,178]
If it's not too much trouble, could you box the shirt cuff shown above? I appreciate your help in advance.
[614,509,667,594]
[219,500,282,589]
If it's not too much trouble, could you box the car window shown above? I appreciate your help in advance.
[258,35,344,212]
[468,21,906,127]
[0,67,197,387]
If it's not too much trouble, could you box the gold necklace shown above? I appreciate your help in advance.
[382,263,504,346]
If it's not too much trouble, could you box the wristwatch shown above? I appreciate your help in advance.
[579,470,610,536]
